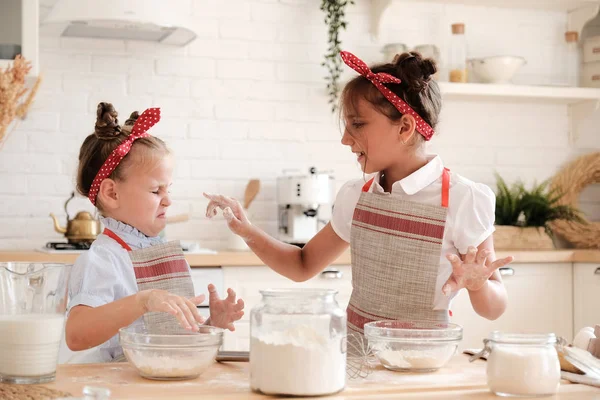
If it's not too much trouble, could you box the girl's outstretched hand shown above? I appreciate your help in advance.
[442,246,514,295]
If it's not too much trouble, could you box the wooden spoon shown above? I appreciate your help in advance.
[243,179,260,210]
[166,214,190,224]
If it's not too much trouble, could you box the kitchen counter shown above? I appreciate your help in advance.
[0,249,599,267]
[41,355,600,399]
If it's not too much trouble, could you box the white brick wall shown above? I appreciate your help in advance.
[1,0,599,250]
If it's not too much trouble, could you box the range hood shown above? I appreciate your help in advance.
[43,0,197,46]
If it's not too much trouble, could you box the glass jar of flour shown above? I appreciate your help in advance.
[250,289,346,396]
[484,332,560,397]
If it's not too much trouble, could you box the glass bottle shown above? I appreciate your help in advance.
[565,31,580,87]
[448,23,467,83]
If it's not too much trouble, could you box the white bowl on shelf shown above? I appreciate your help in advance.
[468,56,526,84]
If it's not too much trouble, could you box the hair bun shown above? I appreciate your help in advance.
[124,111,140,127]
[421,58,437,80]
[94,102,121,140]
[394,51,438,92]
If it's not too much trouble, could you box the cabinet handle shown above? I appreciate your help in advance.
[499,267,514,276]
[321,268,343,279]
[595,267,600,275]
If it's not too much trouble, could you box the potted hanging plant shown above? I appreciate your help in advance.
[493,174,585,250]
[321,0,354,113]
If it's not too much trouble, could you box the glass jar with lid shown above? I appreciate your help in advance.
[249,289,346,397]
[482,332,561,397]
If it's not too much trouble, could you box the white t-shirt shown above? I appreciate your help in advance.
[330,155,496,311]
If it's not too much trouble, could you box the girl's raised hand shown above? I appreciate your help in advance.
[442,246,514,295]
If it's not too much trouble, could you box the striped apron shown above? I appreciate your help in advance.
[104,228,195,335]
[347,168,451,348]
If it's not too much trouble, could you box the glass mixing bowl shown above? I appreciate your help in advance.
[119,324,223,380]
[365,320,463,372]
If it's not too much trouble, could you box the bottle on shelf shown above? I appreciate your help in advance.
[581,10,600,88]
[565,31,580,87]
[448,23,467,83]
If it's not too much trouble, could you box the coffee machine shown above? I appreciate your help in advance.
[276,167,335,246]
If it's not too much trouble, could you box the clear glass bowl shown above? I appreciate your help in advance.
[119,324,223,381]
[364,320,463,372]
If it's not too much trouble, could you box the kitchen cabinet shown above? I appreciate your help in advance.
[190,268,223,320]
[573,262,600,333]
[221,265,352,351]
[450,263,574,350]
[0,0,39,75]
[222,263,576,352]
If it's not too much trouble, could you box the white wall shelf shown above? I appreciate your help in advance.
[370,0,600,38]
[440,82,600,104]
[369,0,600,143]
[440,82,600,142]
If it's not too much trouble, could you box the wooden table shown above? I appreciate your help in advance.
[42,355,600,399]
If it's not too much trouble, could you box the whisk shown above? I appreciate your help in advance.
[346,333,377,379]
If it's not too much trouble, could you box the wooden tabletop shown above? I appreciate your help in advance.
[1,249,599,267]
[41,355,600,399]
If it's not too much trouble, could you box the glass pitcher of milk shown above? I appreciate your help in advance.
[0,262,72,384]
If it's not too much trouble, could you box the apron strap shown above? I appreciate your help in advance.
[441,168,450,208]
[361,178,375,193]
[103,228,132,252]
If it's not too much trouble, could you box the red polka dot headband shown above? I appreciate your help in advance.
[88,107,161,206]
[340,51,435,140]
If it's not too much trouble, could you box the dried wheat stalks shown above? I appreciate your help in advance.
[0,55,42,146]
[549,152,600,249]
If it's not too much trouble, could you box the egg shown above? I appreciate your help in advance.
[573,327,596,350]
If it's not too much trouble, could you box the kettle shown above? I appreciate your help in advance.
[49,192,101,244]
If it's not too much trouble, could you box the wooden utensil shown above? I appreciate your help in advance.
[243,179,260,210]
[216,350,249,362]
[557,346,584,374]
[166,214,190,224]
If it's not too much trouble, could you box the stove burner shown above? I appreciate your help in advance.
[46,242,91,250]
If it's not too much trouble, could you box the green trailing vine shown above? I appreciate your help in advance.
[320,0,354,113]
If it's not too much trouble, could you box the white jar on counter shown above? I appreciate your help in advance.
[484,332,560,397]
[250,289,346,397]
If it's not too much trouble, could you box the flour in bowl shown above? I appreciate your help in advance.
[124,348,217,379]
[376,345,457,371]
